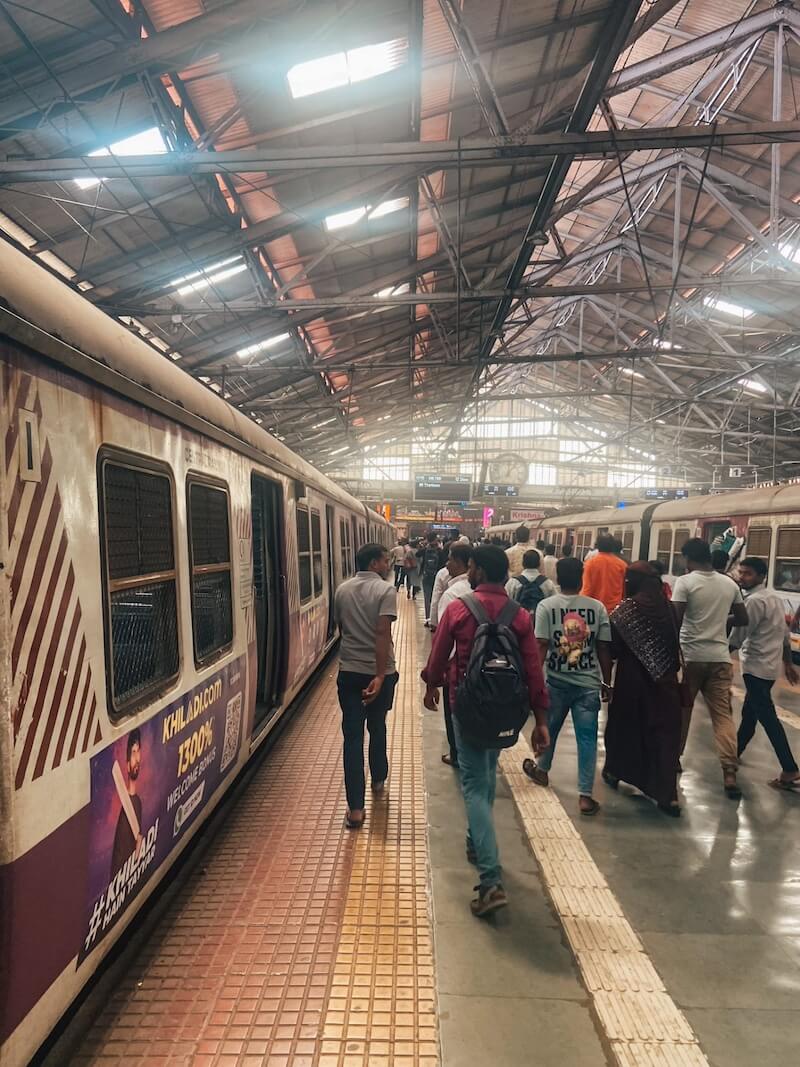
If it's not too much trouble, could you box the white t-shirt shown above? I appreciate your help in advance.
[671,569,744,663]
[391,545,406,565]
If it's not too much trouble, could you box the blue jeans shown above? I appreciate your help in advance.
[537,681,600,796]
[453,719,500,889]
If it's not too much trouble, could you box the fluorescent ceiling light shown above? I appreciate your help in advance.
[325,196,409,231]
[312,417,337,428]
[622,367,645,379]
[236,332,291,358]
[75,126,167,189]
[171,255,247,296]
[287,38,407,99]
[703,295,754,319]
[741,377,768,394]
[328,445,350,455]
[652,338,682,350]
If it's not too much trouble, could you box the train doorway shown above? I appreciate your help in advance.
[325,504,336,640]
[251,474,287,732]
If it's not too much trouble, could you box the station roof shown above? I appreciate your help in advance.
[0,0,797,490]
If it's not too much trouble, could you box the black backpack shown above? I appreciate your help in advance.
[422,547,441,579]
[516,574,548,615]
[454,596,530,749]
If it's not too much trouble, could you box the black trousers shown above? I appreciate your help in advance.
[422,575,436,618]
[394,564,406,589]
[737,673,798,774]
[443,685,458,765]
[338,670,399,809]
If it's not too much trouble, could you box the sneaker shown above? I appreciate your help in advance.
[723,770,741,799]
[470,883,508,918]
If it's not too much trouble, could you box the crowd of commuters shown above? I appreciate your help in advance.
[334,523,799,917]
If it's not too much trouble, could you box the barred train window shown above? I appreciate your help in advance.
[656,529,672,570]
[188,482,233,663]
[672,528,691,576]
[340,519,353,578]
[775,527,800,593]
[297,505,312,601]
[746,528,771,581]
[102,461,179,712]
[311,509,323,595]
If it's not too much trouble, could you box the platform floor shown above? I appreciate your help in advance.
[61,597,800,1067]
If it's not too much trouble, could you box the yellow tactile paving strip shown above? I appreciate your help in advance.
[500,747,711,1067]
[318,597,439,1067]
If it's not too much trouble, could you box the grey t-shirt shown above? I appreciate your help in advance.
[671,569,744,663]
[334,572,397,674]
[534,593,611,689]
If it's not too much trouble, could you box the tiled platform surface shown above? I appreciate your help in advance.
[66,598,435,1067]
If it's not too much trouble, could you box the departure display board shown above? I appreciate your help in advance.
[642,488,689,500]
[483,483,519,497]
[414,473,471,502]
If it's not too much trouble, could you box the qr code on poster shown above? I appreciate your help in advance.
[221,692,242,773]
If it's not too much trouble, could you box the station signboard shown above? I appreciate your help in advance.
[510,509,545,522]
[414,473,471,502]
[642,488,689,500]
[482,483,519,497]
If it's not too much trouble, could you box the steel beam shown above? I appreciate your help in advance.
[3,121,800,183]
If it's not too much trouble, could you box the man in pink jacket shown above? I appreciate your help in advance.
[421,545,550,917]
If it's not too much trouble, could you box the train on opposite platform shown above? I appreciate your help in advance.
[0,238,394,1066]
[490,485,800,657]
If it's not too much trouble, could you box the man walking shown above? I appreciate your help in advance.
[391,538,407,589]
[506,549,556,613]
[421,546,549,917]
[431,543,472,768]
[526,556,612,816]
[581,533,627,614]
[541,544,558,584]
[733,557,800,790]
[672,538,749,797]
[334,543,399,829]
[505,525,531,578]
[420,532,444,625]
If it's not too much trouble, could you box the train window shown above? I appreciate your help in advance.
[622,529,634,561]
[775,527,800,592]
[339,519,350,578]
[311,509,323,595]
[188,482,233,664]
[101,460,179,713]
[656,529,672,570]
[672,528,691,576]
[746,527,771,573]
[296,505,312,601]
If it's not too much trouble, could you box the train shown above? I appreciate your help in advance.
[0,237,394,1065]
[490,485,800,657]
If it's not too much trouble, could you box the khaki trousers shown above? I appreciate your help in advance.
[680,661,738,772]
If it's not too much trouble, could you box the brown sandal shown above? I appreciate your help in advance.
[522,758,549,787]
[579,797,601,816]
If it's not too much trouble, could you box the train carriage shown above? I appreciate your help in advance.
[0,238,392,1066]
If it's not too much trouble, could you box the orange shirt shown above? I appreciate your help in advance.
[580,552,628,614]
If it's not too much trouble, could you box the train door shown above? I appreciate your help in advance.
[703,519,730,544]
[251,474,287,731]
[325,504,336,640]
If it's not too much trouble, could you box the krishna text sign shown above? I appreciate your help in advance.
[78,655,245,963]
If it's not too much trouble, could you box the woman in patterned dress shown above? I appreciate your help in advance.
[603,562,682,816]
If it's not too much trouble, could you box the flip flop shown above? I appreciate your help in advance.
[345,812,365,829]
[579,798,601,816]
[768,777,800,793]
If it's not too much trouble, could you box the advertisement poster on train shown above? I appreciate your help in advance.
[78,655,245,964]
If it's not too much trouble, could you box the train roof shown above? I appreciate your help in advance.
[651,483,800,521]
[538,503,654,527]
[0,238,388,524]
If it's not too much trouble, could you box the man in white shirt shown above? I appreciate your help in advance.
[391,540,407,589]
[672,538,749,798]
[506,549,556,609]
[541,544,558,584]
[505,525,531,578]
[432,544,472,768]
[428,561,451,629]
[733,557,799,790]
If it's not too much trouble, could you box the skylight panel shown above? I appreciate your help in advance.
[374,283,410,298]
[741,377,768,395]
[368,197,409,220]
[287,38,407,99]
[703,295,754,319]
[325,206,368,231]
[237,333,291,358]
[622,367,645,379]
[75,125,167,190]
[171,255,247,296]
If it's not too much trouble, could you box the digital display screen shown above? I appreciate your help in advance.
[482,483,519,497]
[643,488,689,500]
[414,473,471,502]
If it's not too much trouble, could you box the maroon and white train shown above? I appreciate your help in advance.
[0,237,393,1065]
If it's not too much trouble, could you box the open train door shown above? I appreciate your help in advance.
[325,504,336,640]
[251,474,287,732]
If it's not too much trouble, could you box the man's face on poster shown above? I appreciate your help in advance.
[128,741,141,781]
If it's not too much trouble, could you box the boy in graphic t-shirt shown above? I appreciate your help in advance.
[525,556,613,816]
